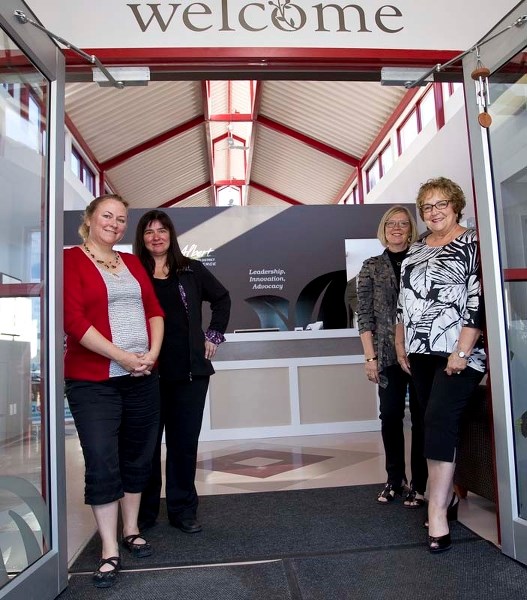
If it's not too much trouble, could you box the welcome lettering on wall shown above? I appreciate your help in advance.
[127,1,404,34]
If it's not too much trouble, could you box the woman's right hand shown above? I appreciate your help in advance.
[365,361,379,384]
[116,350,151,376]
[397,350,411,375]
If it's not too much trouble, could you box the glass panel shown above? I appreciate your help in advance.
[0,30,50,586]
[419,88,436,130]
[380,143,393,175]
[367,158,380,191]
[487,46,527,517]
[398,111,418,153]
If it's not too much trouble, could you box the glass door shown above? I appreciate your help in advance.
[463,1,527,565]
[0,3,66,599]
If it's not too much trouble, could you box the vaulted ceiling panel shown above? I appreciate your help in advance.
[106,126,209,207]
[250,125,352,205]
[259,80,406,158]
[65,81,203,161]
[246,187,290,207]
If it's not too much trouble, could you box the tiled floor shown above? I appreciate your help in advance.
[65,429,500,564]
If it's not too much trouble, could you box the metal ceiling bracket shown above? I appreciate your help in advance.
[13,9,137,89]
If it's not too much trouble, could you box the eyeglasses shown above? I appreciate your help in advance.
[385,220,410,229]
[421,199,450,214]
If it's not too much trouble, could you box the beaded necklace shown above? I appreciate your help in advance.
[83,242,120,270]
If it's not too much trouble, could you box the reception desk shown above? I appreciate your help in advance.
[201,329,380,441]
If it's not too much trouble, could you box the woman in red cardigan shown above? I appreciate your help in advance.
[64,194,164,588]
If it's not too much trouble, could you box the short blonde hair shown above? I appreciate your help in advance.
[377,205,418,247]
[78,194,129,240]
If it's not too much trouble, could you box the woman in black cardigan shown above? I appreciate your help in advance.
[356,205,427,507]
[135,210,231,533]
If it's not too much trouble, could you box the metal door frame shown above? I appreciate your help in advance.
[0,2,66,598]
[463,0,527,563]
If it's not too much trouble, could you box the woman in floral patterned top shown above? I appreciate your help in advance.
[396,177,486,554]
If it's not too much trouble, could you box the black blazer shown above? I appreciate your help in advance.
[154,259,231,381]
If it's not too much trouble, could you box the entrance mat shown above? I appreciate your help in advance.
[289,539,527,600]
[59,561,293,600]
[71,485,479,572]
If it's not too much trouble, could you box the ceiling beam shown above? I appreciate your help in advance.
[209,113,253,122]
[257,115,360,166]
[159,182,211,207]
[202,81,215,200]
[250,182,303,206]
[101,115,205,171]
[243,80,263,201]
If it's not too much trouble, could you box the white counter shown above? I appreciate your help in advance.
[201,328,380,441]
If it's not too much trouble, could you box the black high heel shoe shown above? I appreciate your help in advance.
[428,533,452,553]
[423,493,459,528]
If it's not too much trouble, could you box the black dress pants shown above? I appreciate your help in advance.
[379,363,428,493]
[66,373,160,506]
[409,354,484,462]
[139,376,209,524]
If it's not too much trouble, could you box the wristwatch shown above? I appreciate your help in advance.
[457,351,467,358]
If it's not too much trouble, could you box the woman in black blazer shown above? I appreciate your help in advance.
[134,210,230,533]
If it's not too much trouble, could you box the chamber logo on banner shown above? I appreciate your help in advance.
[127,1,404,35]
[181,243,216,267]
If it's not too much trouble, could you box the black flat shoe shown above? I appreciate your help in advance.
[92,556,121,588]
[170,517,202,533]
[121,534,153,558]
[428,533,452,553]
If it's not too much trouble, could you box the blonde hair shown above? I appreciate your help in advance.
[377,205,418,247]
[78,194,129,240]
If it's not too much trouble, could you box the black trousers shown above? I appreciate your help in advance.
[139,376,209,524]
[409,354,485,462]
[379,363,428,493]
[65,373,160,506]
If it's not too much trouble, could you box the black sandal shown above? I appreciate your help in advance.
[377,482,406,504]
[121,534,153,558]
[92,556,121,588]
[404,488,426,509]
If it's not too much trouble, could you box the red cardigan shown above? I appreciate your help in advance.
[64,246,164,381]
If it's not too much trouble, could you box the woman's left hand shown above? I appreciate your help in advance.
[204,340,218,360]
[445,352,468,376]
[131,351,157,377]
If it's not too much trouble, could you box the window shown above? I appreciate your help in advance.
[442,82,463,98]
[380,143,393,175]
[398,111,419,154]
[366,158,380,192]
[419,88,436,130]
[3,84,43,152]
[71,146,96,195]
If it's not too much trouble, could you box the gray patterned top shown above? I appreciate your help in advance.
[100,266,149,377]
